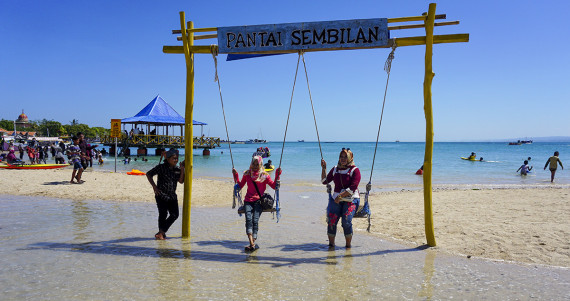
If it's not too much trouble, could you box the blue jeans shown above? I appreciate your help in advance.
[244,201,262,239]
[73,161,83,170]
[326,196,359,237]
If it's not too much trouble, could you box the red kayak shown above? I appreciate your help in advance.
[0,163,69,170]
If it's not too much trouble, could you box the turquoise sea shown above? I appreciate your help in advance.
[93,141,570,188]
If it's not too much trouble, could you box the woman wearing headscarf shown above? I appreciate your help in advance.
[147,149,185,240]
[6,143,21,164]
[321,148,361,248]
[233,156,282,252]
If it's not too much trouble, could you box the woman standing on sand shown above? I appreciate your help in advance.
[321,148,361,248]
[232,156,281,252]
[146,149,185,240]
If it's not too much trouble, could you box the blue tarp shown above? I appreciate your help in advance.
[122,95,207,125]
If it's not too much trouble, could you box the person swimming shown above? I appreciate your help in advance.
[517,160,533,175]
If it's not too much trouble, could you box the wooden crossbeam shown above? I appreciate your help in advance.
[163,33,469,55]
[387,14,446,23]
[170,14,447,36]
[394,33,469,46]
[176,34,218,41]
[389,20,459,30]
[176,21,461,41]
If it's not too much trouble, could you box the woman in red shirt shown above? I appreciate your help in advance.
[233,156,281,252]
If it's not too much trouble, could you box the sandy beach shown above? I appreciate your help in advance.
[2,168,569,267]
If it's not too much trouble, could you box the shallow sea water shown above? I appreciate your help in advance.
[1,192,568,300]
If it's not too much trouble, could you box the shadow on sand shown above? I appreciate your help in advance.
[24,238,430,268]
[43,181,74,185]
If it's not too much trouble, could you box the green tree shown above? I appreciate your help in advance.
[35,119,63,137]
[65,123,90,138]
[0,119,14,131]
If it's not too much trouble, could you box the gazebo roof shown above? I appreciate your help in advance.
[122,95,185,125]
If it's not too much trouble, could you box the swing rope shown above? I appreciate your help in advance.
[361,42,397,231]
[210,46,243,210]
[272,52,303,222]
[301,51,324,160]
[300,51,331,194]
[278,53,301,169]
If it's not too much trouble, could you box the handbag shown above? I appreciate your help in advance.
[252,180,274,211]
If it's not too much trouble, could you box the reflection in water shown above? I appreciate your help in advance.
[156,241,194,299]
[2,196,568,300]
[419,250,436,300]
[324,248,361,300]
[71,200,92,241]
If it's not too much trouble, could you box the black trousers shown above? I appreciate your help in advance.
[155,194,179,233]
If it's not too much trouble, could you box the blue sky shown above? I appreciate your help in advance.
[1,0,569,142]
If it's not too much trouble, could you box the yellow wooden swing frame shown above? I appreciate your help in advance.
[164,3,469,246]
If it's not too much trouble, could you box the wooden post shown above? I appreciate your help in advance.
[423,3,437,247]
[179,12,194,239]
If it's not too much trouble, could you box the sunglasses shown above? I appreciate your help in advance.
[341,148,350,151]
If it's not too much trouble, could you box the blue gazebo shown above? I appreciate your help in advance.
[102,95,219,154]
[121,95,207,136]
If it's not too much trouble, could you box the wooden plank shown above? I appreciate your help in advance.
[163,45,215,54]
[188,27,217,33]
[178,34,219,41]
[387,14,446,23]
[194,33,217,40]
[389,21,459,31]
[170,15,445,35]
[173,27,217,34]
[217,18,389,54]
[395,34,469,46]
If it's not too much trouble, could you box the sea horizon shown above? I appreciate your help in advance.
[86,141,570,188]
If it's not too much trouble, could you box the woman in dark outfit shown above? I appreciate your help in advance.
[146,149,185,240]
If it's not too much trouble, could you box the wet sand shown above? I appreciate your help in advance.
[356,188,570,268]
[1,195,568,300]
[1,168,569,267]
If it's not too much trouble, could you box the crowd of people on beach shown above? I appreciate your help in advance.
[0,133,107,184]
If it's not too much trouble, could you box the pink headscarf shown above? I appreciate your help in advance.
[246,155,267,182]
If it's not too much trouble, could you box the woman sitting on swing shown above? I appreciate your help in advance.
[321,148,361,248]
[233,156,282,252]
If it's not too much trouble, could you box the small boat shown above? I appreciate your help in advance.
[0,163,69,170]
[461,157,483,162]
[298,140,305,142]
[264,165,274,172]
